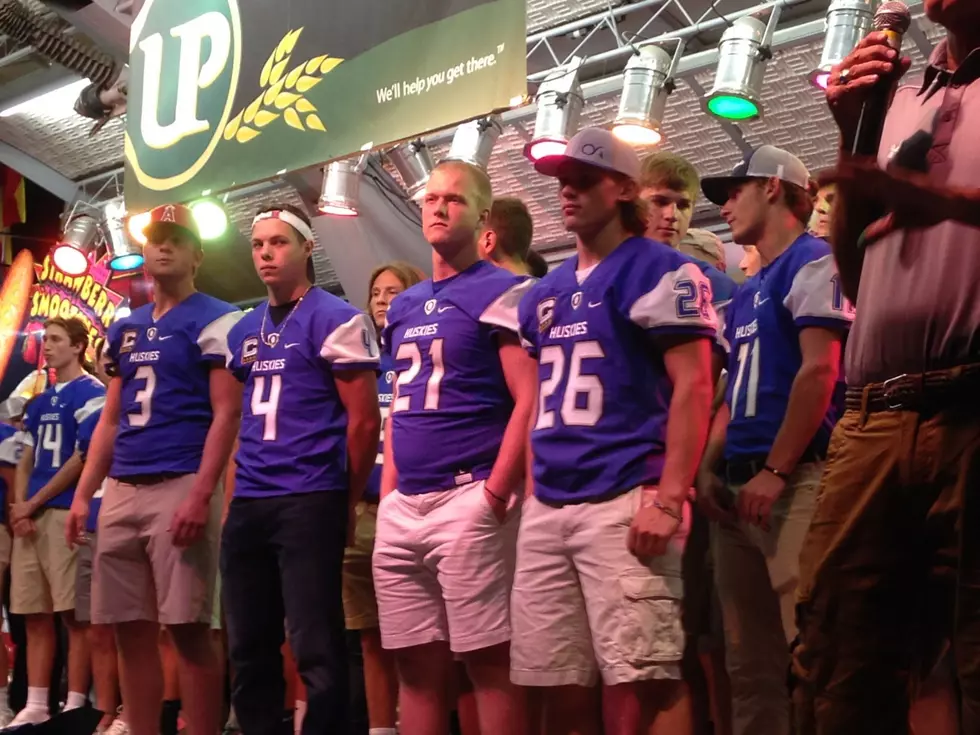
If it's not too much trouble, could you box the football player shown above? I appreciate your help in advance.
[73,345,125,735]
[224,204,382,734]
[373,160,536,734]
[696,146,853,735]
[68,204,243,735]
[512,128,718,735]
[9,317,106,726]
[0,399,23,725]
[344,261,425,735]
[479,197,544,279]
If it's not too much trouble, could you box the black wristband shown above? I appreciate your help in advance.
[763,464,791,480]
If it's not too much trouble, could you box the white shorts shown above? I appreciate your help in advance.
[510,488,689,688]
[372,479,520,653]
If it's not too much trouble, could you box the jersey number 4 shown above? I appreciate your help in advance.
[535,340,605,430]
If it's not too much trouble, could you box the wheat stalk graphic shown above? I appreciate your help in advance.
[222,28,343,144]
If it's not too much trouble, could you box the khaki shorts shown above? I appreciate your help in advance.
[75,538,94,623]
[11,508,76,614]
[92,474,221,626]
[510,489,689,688]
[0,524,11,600]
[343,502,380,630]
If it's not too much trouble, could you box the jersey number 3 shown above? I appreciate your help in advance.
[535,341,605,430]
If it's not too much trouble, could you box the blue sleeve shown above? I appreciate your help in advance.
[783,253,855,332]
[226,319,249,384]
[76,411,101,459]
[104,319,124,377]
[517,285,542,358]
[197,307,244,366]
[74,380,107,428]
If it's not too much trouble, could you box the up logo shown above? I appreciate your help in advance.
[126,0,242,191]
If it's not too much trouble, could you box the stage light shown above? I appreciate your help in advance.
[704,13,780,122]
[524,58,584,162]
[126,211,151,245]
[446,115,503,171]
[613,45,676,146]
[190,200,229,239]
[809,0,875,89]
[318,156,368,217]
[103,198,144,271]
[52,214,99,276]
[387,141,434,201]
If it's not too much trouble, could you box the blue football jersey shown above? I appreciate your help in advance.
[364,351,394,503]
[382,260,533,494]
[723,234,855,460]
[0,423,22,522]
[76,410,103,533]
[23,374,106,508]
[228,288,380,498]
[105,292,242,478]
[519,237,719,504]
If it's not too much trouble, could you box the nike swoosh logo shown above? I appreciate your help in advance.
[757,298,770,306]
[284,342,301,349]
[437,306,455,313]
[588,301,602,308]
[158,335,174,341]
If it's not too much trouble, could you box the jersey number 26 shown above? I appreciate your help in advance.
[535,340,605,430]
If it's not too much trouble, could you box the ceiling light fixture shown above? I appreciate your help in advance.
[103,198,144,271]
[809,0,875,89]
[704,8,782,122]
[52,214,99,276]
[524,57,585,162]
[387,141,434,201]
[446,115,504,171]
[190,200,229,239]
[318,155,369,217]
[0,78,89,118]
[613,41,684,146]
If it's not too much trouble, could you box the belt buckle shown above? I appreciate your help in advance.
[882,374,908,409]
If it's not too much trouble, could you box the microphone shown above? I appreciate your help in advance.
[850,1,912,157]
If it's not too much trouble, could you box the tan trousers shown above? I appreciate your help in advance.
[713,462,822,735]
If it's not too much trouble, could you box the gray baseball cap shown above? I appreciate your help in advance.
[701,145,810,205]
[534,127,641,181]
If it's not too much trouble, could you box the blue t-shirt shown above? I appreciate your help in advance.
[76,410,103,533]
[519,236,719,504]
[105,293,242,478]
[228,288,379,498]
[382,259,532,495]
[723,234,855,460]
[23,374,106,508]
[0,424,22,522]
[364,351,394,503]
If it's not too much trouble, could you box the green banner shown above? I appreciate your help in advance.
[124,0,527,210]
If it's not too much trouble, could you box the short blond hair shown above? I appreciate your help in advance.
[433,160,493,211]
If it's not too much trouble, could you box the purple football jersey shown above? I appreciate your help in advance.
[105,292,242,477]
[76,409,104,532]
[228,288,380,498]
[364,351,394,503]
[519,237,718,504]
[23,374,106,508]
[382,260,532,494]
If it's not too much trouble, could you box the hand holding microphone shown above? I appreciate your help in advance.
[827,2,912,154]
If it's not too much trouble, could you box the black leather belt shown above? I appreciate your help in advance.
[723,448,824,486]
[844,364,980,414]
[112,472,187,486]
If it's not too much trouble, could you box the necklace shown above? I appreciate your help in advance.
[260,286,311,347]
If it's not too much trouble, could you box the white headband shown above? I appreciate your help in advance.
[252,210,315,243]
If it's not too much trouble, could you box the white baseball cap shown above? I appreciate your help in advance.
[701,145,811,205]
[534,128,641,181]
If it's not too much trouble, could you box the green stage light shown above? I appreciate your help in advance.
[706,95,760,121]
[191,200,229,240]
[703,15,771,123]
